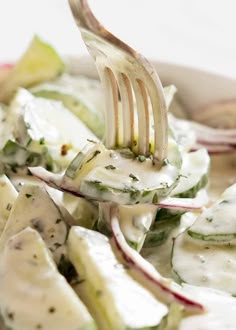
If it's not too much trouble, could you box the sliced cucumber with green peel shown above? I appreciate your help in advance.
[0,36,65,103]
[63,192,98,229]
[68,226,168,330]
[3,88,97,172]
[0,228,96,330]
[0,104,14,150]
[188,183,236,242]
[97,202,157,251]
[0,174,18,235]
[32,74,105,138]
[63,142,180,205]
[144,210,182,248]
[0,140,54,175]
[0,184,68,263]
[180,284,236,330]
[171,148,210,198]
[172,231,236,295]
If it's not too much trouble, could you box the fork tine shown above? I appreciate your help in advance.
[97,65,119,148]
[145,74,168,164]
[116,73,134,148]
[132,78,150,156]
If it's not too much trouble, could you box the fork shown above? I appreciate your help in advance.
[68,0,168,166]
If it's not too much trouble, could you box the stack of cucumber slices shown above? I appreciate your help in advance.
[0,36,236,330]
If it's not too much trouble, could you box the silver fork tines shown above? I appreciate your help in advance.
[68,0,168,165]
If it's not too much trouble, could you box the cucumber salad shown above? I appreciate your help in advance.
[0,36,236,330]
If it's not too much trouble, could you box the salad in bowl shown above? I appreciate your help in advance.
[0,35,236,330]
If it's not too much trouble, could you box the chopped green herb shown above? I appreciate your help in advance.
[162,158,169,166]
[92,180,102,184]
[39,137,45,145]
[54,243,62,249]
[86,139,96,144]
[25,193,32,198]
[58,254,78,283]
[119,148,135,159]
[129,173,139,181]
[105,165,116,170]
[220,200,229,204]
[137,155,146,162]
[31,219,44,233]
[48,307,56,313]
[206,217,213,222]
[86,150,101,163]
[6,312,14,320]
[6,203,12,211]
[152,193,158,204]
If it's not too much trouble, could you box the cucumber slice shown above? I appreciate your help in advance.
[188,183,236,242]
[0,36,65,103]
[68,226,168,330]
[97,202,157,251]
[118,203,157,251]
[63,142,180,205]
[0,184,68,263]
[0,140,54,175]
[0,174,18,234]
[171,148,210,198]
[168,114,197,152]
[4,88,97,171]
[63,192,98,229]
[32,82,177,140]
[144,209,182,248]
[32,74,105,138]
[167,134,182,169]
[180,284,236,330]
[172,232,236,294]
[0,228,96,330]
[0,104,13,149]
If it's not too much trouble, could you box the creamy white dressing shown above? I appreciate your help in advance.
[0,184,68,263]
[172,232,236,294]
[180,284,236,330]
[63,143,179,204]
[118,204,158,251]
[171,148,210,196]
[142,212,198,278]
[189,183,236,239]
[0,228,94,330]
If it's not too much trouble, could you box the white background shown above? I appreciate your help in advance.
[0,0,236,78]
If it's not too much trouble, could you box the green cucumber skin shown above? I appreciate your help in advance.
[174,173,208,198]
[0,140,54,175]
[187,230,236,243]
[80,180,175,205]
[144,215,181,248]
[144,208,182,248]
[34,90,104,138]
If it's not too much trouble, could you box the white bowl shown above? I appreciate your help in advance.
[68,55,236,120]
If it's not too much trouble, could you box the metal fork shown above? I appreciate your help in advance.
[68,0,168,165]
